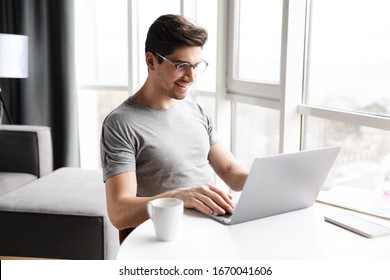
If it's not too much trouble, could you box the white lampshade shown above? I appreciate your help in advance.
[0,34,28,78]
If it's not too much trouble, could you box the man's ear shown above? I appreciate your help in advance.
[146,52,155,69]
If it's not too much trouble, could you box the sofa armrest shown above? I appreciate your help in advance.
[0,125,53,177]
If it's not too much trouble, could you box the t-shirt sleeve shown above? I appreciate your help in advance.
[100,116,136,182]
[204,108,221,146]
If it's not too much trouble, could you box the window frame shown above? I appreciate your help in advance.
[299,0,390,145]
[226,0,305,153]
[226,0,390,156]
[226,0,283,102]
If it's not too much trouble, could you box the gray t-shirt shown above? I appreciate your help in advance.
[100,98,220,197]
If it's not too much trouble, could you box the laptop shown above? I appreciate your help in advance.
[205,146,341,225]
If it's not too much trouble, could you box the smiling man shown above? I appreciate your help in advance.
[100,14,249,242]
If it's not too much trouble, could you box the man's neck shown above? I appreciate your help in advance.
[131,83,176,110]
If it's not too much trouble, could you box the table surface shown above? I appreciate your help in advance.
[116,203,390,260]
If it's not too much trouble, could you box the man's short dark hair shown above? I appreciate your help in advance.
[145,14,208,62]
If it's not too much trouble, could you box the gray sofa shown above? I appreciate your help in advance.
[0,125,119,259]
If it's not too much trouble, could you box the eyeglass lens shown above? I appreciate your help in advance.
[156,53,207,74]
[177,62,207,74]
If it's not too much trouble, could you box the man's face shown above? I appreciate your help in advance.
[153,46,202,100]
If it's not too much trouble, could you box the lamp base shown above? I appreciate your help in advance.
[0,87,14,124]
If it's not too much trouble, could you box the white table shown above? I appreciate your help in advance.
[116,203,390,260]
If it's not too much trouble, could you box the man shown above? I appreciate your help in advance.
[101,14,249,241]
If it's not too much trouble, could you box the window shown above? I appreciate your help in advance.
[306,0,390,115]
[75,0,130,168]
[236,0,282,84]
[233,103,280,168]
[302,0,390,191]
[75,0,128,86]
[227,0,284,100]
[304,116,390,190]
[227,0,285,167]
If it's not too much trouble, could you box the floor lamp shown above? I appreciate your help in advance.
[0,33,28,124]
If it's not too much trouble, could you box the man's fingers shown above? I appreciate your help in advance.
[205,183,234,208]
[194,184,234,215]
[175,184,234,215]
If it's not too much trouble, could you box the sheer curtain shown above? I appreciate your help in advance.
[0,0,80,168]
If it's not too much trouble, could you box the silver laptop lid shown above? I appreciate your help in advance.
[230,146,340,225]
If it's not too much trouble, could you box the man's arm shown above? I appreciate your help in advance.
[105,170,236,230]
[105,171,150,230]
[208,143,249,191]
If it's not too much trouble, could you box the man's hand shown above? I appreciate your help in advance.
[170,183,234,215]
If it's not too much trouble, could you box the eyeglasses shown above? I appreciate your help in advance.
[155,52,208,75]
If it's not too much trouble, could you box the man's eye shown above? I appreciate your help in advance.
[177,63,190,71]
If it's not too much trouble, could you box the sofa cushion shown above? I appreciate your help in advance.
[0,168,107,215]
[0,167,119,259]
[0,172,37,196]
[0,125,53,177]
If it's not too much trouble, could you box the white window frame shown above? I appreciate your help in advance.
[227,0,282,103]
[299,0,390,144]
[226,0,390,157]
[226,0,307,154]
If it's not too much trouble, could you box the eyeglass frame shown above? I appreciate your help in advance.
[154,52,208,74]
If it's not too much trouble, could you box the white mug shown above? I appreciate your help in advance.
[147,198,184,241]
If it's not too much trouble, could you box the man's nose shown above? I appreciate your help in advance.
[183,67,196,81]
